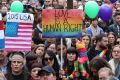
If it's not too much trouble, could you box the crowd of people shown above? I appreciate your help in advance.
[0,0,120,80]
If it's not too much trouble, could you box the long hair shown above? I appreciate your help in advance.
[42,50,59,77]
[64,47,78,65]
[80,33,91,50]
[89,57,111,80]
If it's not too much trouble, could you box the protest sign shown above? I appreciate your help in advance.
[5,12,34,51]
[42,9,83,38]
[0,21,5,49]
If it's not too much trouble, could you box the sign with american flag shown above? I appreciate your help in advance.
[5,12,34,51]
[0,21,5,49]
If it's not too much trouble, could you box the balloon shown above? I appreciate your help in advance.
[99,4,112,22]
[10,1,24,12]
[84,1,99,19]
[110,0,117,3]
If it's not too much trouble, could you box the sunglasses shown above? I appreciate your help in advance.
[44,57,53,61]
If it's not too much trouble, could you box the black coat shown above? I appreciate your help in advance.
[87,46,111,61]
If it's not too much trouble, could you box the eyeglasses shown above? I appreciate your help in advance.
[112,50,120,53]
[44,57,53,61]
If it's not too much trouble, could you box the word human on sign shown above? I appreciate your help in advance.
[42,9,83,38]
[7,12,34,23]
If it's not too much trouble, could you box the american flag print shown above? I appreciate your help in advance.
[0,21,5,49]
[5,22,33,51]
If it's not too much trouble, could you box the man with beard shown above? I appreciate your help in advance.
[87,33,110,61]
[0,49,8,75]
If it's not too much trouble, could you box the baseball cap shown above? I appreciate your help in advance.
[38,66,56,76]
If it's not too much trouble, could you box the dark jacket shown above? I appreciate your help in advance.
[109,24,120,36]
[87,46,110,61]
[5,68,29,80]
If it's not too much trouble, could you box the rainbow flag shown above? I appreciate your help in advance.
[99,48,108,58]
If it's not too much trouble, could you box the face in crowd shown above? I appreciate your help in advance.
[98,67,114,80]
[99,37,108,49]
[44,53,54,67]
[11,54,24,75]
[108,33,116,45]
[47,43,56,53]
[114,14,120,25]
[67,52,76,62]
[31,67,41,80]
[112,45,120,60]
[40,72,56,80]
[81,35,90,49]
[35,44,45,58]
[0,50,6,63]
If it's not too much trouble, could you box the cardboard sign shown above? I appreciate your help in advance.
[42,9,83,38]
[7,12,34,23]
[5,12,33,51]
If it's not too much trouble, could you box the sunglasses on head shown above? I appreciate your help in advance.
[44,57,53,61]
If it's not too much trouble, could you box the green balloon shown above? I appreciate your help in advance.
[84,1,99,19]
[10,1,24,13]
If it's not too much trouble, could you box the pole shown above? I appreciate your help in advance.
[60,38,63,69]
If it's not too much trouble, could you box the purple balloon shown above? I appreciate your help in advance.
[99,4,112,22]
[110,0,117,3]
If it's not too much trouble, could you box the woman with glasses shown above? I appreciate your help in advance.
[109,45,120,79]
[42,50,59,80]
[107,32,117,50]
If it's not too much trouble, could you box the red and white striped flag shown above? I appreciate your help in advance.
[0,21,5,49]
[5,12,34,51]
[5,22,33,51]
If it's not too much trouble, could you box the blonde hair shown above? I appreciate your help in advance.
[98,67,114,76]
